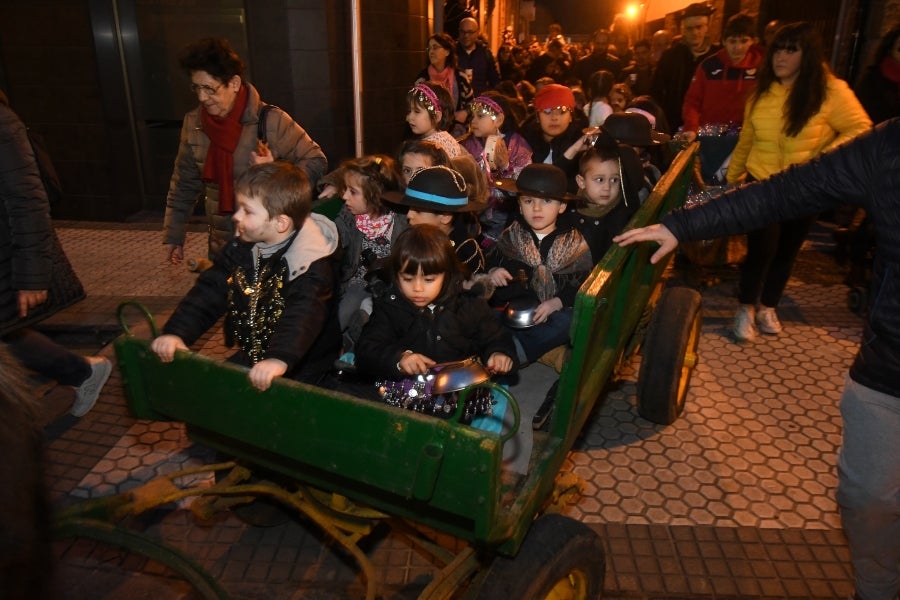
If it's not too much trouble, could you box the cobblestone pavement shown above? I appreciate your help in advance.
[41,220,861,599]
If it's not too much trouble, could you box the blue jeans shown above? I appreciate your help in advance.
[3,328,91,387]
[836,376,900,600]
[511,308,572,364]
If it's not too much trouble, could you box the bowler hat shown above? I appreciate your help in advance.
[386,166,485,212]
[494,163,576,201]
[603,112,661,146]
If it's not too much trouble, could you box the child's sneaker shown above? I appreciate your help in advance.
[755,306,783,334]
[532,379,559,430]
[71,356,112,417]
[733,305,758,342]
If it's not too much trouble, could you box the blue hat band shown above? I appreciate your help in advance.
[405,187,468,207]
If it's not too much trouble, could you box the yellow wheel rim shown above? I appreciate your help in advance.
[544,568,590,600]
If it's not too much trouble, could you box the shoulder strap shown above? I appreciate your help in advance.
[257,104,277,143]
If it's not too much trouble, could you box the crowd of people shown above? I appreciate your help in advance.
[2,5,898,599]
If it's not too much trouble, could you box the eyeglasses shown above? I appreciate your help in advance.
[190,82,223,97]
[540,106,571,116]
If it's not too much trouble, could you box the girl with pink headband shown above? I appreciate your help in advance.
[405,82,465,158]
[459,91,534,245]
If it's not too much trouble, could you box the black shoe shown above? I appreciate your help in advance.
[533,379,559,430]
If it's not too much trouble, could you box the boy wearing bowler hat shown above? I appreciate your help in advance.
[488,164,592,425]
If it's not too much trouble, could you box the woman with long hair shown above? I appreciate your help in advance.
[725,22,871,341]
[414,33,473,135]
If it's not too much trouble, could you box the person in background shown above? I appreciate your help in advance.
[724,21,872,341]
[163,37,326,263]
[854,23,900,124]
[153,161,341,390]
[397,138,451,184]
[650,2,720,132]
[680,12,764,142]
[525,37,571,84]
[614,117,900,600]
[584,70,616,127]
[609,14,634,67]
[762,19,783,48]
[415,33,473,135]
[456,17,501,96]
[571,29,624,91]
[619,38,654,97]
[609,82,634,113]
[0,89,111,418]
[650,29,672,67]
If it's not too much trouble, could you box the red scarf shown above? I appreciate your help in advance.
[201,84,249,213]
[880,56,900,84]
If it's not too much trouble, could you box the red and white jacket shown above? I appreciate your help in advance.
[681,45,765,133]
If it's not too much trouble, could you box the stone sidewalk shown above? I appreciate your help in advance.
[41,220,860,599]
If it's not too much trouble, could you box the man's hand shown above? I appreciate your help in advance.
[17,290,48,318]
[166,244,184,264]
[398,352,436,375]
[150,334,189,363]
[488,267,513,287]
[533,297,563,324]
[613,223,680,264]
[248,358,288,391]
[486,352,513,374]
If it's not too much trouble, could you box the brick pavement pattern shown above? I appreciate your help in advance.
[44,222,860,599]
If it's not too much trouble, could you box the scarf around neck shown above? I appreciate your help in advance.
[201,83,249,214]
[498,220,589,302]
[355,212,394,240]
[428,65,457,104]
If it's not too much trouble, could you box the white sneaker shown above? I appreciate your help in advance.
[756,306,783,334]
[733,305,758,342]
[71,356,112,417]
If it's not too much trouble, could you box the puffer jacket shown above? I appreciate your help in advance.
[663,118,900,399]
[163,83,327,251]
[726,74,872,183]
[0,90,83,335]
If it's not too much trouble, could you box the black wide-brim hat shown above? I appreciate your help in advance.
[603,112,661,147]
[494,163,577,202]
[384,166,486,213]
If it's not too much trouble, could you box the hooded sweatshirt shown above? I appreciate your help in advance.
[681,44,765,133]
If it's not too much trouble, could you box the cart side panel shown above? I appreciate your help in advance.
[114,339,502,539]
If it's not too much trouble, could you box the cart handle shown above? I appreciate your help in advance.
[117,301,159,338]
[456,382,520,445]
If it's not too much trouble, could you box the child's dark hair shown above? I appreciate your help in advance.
[578,146,620,175]
[390,225,464,303]
[178,37,245,81]
[339,154,404,216]
[587,69,616,102]
[723,12,756,39]
[610,82,633,106]
[398,139,452,168]
[236,161,311,229]
[472,91,518,135]
[407,81,455,132]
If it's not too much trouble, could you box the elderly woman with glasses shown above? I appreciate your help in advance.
[414,32,474,137]
[163,37,327,264]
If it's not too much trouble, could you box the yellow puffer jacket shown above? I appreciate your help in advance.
[726,74,872,184]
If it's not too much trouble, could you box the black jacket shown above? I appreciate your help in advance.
[356,285,518,379]
[662,118,900,399]
[650,41,720,132]
[520,112,589,193]
[0,90,84,335]
[163,214,341,382]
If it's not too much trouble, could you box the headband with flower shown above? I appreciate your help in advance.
[470,96,504,120]
[409,83,441,115]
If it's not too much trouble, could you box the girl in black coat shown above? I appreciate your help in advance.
[356,225,517,380]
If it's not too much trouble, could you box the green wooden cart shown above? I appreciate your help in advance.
[56,143,702,600]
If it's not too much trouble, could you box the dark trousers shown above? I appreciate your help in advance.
[738,216,814,307]
[2,328,90,387]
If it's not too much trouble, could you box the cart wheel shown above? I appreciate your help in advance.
[637,287,702,425]
[474,514,605,600]
[847,286,867,315]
